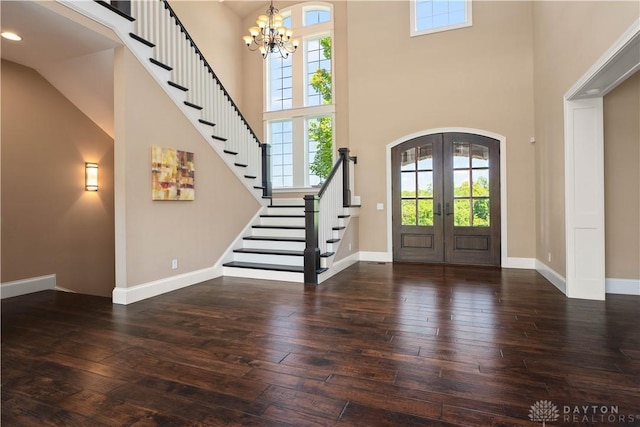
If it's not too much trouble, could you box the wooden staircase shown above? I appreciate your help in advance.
[223,199,342,283]
[79,0,360,286]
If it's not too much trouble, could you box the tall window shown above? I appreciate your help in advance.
[264,3,334,189]
[411,0,472,36]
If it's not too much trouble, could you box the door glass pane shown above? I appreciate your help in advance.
[453,142,469,169]
[401,172,416,197]
[417,171,433,197]
[471,144,489,168]
[417,144,433,170]
[472,169,489,196]
[401,199,416,225]
[453,170,470,197]
[473,199,490,226]
[418,199,433,226]
[454,199,471,226]
[401,148,416,171]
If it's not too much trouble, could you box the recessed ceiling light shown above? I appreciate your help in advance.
[585,88,600,96]
[1,32,22,41]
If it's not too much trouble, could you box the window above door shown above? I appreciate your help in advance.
[410,0,472,37]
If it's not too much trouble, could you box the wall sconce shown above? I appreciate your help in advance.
[85,162,98,191]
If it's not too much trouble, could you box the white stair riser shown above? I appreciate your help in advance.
[267,207,305,216]
[223,267,303,283]
[234,252,303,266]
[242,240,305,251]
[260,217,305,227]
[270,198,304,207]
[252,228,305,238]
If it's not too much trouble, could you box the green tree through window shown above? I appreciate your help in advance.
[308,37,333,182]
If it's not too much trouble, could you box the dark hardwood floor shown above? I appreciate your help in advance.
[2,262,639,426]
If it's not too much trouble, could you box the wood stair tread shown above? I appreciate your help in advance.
[233,248,303,256]
[129,33,154,47]
[242,236,305,242]
[149,58,172,71]
[260,214,305,218]
[252,225,304,230]
[198,119,216,127]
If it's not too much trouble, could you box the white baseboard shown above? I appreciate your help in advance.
[606,278,640,295]
[112,266,222,305]
[504,257,536,269]
[535,260,567,294]
[359,251,393,263]
[1,274,56,299]
[318,252,360,284]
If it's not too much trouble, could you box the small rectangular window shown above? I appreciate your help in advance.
[307,116,333,186]
[269,120,294,188]
[267,55,293,111]
[304,7,330,26]
[411,0,471,36]
[306,36,332,107]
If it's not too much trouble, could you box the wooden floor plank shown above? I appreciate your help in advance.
[3,262,639,426]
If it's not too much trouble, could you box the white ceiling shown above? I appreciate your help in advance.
[1,1,121,137]
[1,1,119,70]
[223,0,301,19]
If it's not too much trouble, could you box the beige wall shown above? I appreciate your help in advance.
[335,217,359,261]
[170,1,245,104]
[114,48,260,287]
[532,1,640,275]
[346,1,536,257]
[1,60,115,297]
[604,71,640,280]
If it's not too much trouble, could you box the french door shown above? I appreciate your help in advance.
[392,133,501,265]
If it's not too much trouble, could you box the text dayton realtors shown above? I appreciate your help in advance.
[562,405,636,424]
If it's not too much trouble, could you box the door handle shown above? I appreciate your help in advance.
[435,202,442,216]
[445,202,453,216]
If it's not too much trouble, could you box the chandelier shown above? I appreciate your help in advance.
[243,0,299,59]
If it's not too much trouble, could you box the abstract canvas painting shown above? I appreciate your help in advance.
[151,146,195,201]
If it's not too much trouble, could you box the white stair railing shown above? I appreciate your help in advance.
[304,148,355,284]
[129,0,264,189]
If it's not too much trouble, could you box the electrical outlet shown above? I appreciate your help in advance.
[348,243,352,251]
[377,203,384,210]
[172,259,178,270]
[547,252,551,263]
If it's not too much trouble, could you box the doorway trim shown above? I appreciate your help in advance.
[563,18,640,300]
[385,128,519,268]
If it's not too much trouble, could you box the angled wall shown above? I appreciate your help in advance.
[1,59,115,297]
[113,47,260,290]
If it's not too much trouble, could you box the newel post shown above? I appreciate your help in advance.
[339,147,351,207]
[304,195,320,285]
[261,143,272,199]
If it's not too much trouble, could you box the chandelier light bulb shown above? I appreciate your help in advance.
[243,0,298,59]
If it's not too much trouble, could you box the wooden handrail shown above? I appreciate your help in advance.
[317,151,345,199]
